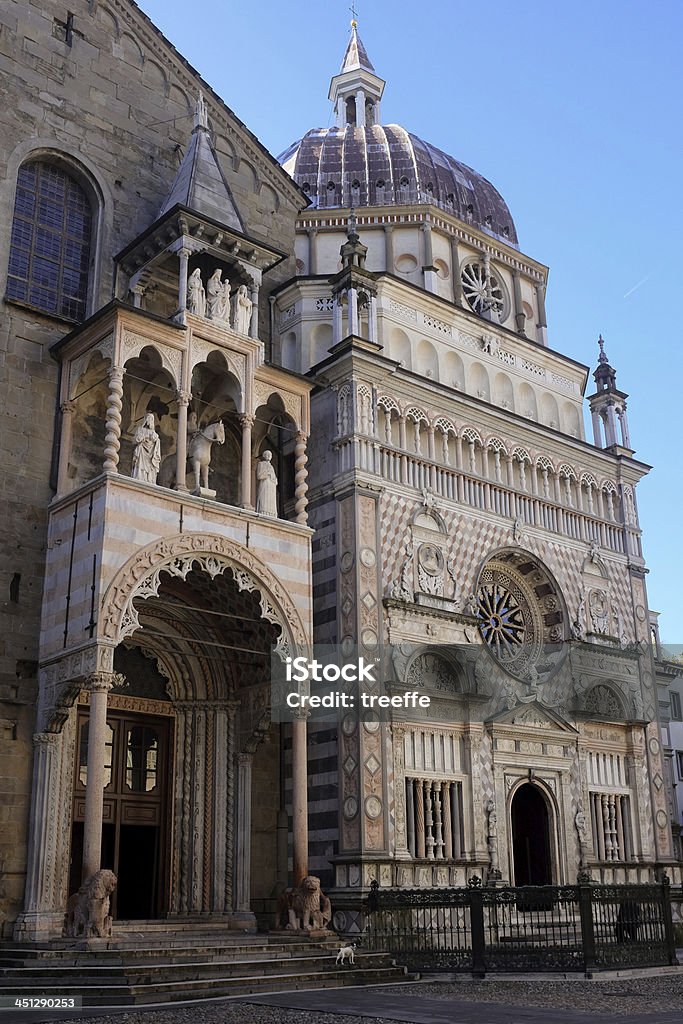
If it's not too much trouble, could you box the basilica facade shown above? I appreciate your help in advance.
[0,2,679,942]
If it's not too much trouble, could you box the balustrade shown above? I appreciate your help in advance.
[406,778,463,860]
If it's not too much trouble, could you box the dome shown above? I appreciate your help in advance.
[279,124,518,248]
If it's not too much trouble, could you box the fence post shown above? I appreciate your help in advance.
[577,883,596,973]
[469,886,486,977]
[659,879,678,966]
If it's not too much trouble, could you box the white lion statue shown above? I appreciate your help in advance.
[63,869,117,938]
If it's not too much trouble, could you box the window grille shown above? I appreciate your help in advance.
[7,161,92,320]
[589,791,634,861]
[405,777,464,859]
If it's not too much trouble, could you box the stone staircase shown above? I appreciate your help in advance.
[0,927,415,1007]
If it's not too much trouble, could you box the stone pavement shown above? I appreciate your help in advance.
[3,974,683,1024]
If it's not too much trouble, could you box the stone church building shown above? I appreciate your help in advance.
[0,2,679,940]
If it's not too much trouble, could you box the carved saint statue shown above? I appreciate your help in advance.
[131,412,161,484]
[233,283,253,336]
[187,268,206,317]
[207,269,230,321]
[256,450,278,517]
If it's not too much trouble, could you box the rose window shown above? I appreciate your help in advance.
[476,553,567,682]
[477,582,526,653]
[461,261,507,322]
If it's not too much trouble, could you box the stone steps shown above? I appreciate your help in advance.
[0,941,415,1006]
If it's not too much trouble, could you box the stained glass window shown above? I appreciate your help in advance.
[7,161,92,320]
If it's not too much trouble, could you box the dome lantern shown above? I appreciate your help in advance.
[328,21,385,129]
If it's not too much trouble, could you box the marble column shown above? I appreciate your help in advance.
[291,710,309,885]
[293,431,309,525]
[450,236,464,307]
[175,389,190,492]
[421,220,437,293]
[82,672,113,881]
[513,270,526,335]
[249,283,259,339]
[234,752,253,913]
[535,282,548,344]
[21,732,61,915]
[333,295,343,344]
[348,288,359,336]
[368,294,378,344]
[102,366,124,473]
[177,247,191,321]
[307,229,318,275]
[57,400,76,494]
[239,414,254,509]
[383,224,394,273]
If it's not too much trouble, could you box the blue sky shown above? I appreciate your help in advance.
[138,0,683,640]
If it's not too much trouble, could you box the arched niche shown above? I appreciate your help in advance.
[281,331,298,373]
[540,391,560,430]
[493,372,515,412]
[562,401,581,438]
[518,382,538,421]
[389,327,412,369]
[310,322,333,367]
[416,339,439,380]
[181,351,242,505]
[254,393,298,519]
[69,350,112,489]
[121,346,177,479]
[469,361,490,402]
[443,351,465,391]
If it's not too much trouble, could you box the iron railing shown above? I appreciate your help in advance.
[364,878,677,974]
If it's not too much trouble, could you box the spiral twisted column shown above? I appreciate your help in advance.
[102,367,124,473]
[293,430,309,525]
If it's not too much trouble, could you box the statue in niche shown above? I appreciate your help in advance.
[131,412,161,484]
[256,450,278,516]
[207,268,230,321]
[233,283,252,335]
[187,268,206,317]
[486,800,502,880]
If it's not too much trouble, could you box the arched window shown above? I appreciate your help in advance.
[7,160,92,320]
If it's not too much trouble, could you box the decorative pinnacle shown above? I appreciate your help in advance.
[597,334,608,364]
[194,92,208,132]
[347,207,358,238]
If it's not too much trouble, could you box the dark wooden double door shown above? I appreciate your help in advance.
[71,709,172,920]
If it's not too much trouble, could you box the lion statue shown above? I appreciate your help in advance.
[274,875,332,932]
[63,869,117,939]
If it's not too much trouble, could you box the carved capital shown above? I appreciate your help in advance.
[175,389,191,406]
[85,671,116,695]
[291,708,311,722]
[239,413,256,430]
[107,366,125,385]
[60,400,76,416]
[295,431,308,445]
[33,732,60,747]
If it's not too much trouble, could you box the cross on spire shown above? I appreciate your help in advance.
[349,2,358,26]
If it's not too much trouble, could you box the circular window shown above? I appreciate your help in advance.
[461,260,509,323]
[476,552,566,682]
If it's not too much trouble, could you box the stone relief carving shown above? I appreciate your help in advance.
[391,544,414,602]
[416,543,444,596]
[100,533,307,659]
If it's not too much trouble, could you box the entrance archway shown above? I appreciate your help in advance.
[511,783,552,886]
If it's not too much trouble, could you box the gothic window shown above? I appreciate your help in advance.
[7,160,93,320]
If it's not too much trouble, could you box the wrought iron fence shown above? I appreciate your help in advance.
[364,878,677,974]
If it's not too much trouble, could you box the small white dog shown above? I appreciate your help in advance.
[335,941,357,966]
